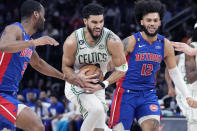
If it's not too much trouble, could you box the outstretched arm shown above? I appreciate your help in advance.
[171,42,197,56]
[164,39,197,108]
[30,50,64,80]
[164,55,179,97]
[0,25,59,53]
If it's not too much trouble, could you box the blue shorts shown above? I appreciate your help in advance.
[0,92,21,130]
[109,87,161,130]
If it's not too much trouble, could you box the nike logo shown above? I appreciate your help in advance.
[139,45,145,48]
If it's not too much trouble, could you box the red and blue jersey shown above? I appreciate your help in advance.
[118,32,164,90]
[0,22,34,93]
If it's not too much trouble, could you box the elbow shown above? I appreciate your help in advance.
[31,59,41,69]
[61,66,64,72]
[0,45,7,52]
[62,66,66,74]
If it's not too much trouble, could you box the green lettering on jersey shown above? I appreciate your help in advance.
[78,52,107,64]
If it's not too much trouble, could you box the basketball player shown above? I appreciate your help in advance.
[109,0,197,131]
[172,23,197,56]
[0,0,65,130]
[62,3,127,131]
[165,23,197,131]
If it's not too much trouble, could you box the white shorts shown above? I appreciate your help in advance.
[176,82,197,122]
[64,82,108,118]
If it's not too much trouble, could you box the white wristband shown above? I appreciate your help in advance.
[103,80,109,88]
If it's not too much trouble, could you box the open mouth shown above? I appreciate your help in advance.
[148,27,155,32]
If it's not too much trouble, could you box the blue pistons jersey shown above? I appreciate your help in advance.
[0,22,34,92]
[118,32,164,90]
[109,32,164,129]
[0,22,34,130]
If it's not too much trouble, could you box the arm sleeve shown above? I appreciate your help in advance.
[168,66,191,98]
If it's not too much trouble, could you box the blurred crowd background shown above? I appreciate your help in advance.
[0,0,197,130]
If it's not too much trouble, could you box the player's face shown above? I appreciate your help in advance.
[84,15,104,40]
[35,6,45,32]
[140,13,161,37]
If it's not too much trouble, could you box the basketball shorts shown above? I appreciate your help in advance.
[64,82,108,129]
[0,91,26,130]
[64,82,108,117]
[109,87,161,130]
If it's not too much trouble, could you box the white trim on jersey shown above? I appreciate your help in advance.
[0,104,16,120]
[0,52,5,66]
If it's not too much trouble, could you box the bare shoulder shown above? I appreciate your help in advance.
[107,31,121,42]
[107,31,122,46]
[127,35,136,53]
[0,24,22,41]
[62,31,78,57]
[63,32,77,48]
[4,24,22,33]
[164,38,174,57]
[106,31,123,55]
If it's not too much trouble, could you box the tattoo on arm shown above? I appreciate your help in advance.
[108,32,120,42]
[65,34,72,41]
[122,37,129,51]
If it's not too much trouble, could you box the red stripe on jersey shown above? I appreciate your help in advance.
[116,55,130,88]
[0,95,17,123]
[0,52,12,84]
[109,53,130,127]
[109,87,124,128]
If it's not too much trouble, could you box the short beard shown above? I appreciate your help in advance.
[87,25,101,40]
[141,25,159,37]
[35,18,44,33]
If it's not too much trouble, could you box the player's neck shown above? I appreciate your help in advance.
[141,32,157,44]
[21,20,36,36]
[84,28,99,46]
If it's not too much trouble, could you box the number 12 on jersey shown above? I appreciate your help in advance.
[141,64,153,76]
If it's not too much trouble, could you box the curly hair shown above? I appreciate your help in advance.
[134,0,166,26]
[82,3,104,19]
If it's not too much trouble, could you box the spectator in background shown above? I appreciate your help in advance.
[47,94,65,131]
[39,90,50,103]
[25,92,37,112]
[22,80,40,103]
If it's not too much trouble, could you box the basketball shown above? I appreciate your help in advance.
[79,64,104,81]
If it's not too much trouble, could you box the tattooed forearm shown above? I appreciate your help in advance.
[122,37,129,51]
[108,32,120,41]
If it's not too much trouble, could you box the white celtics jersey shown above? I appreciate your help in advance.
[177,53,188,84]
[177,42,197,87]
[74,27,112,75]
